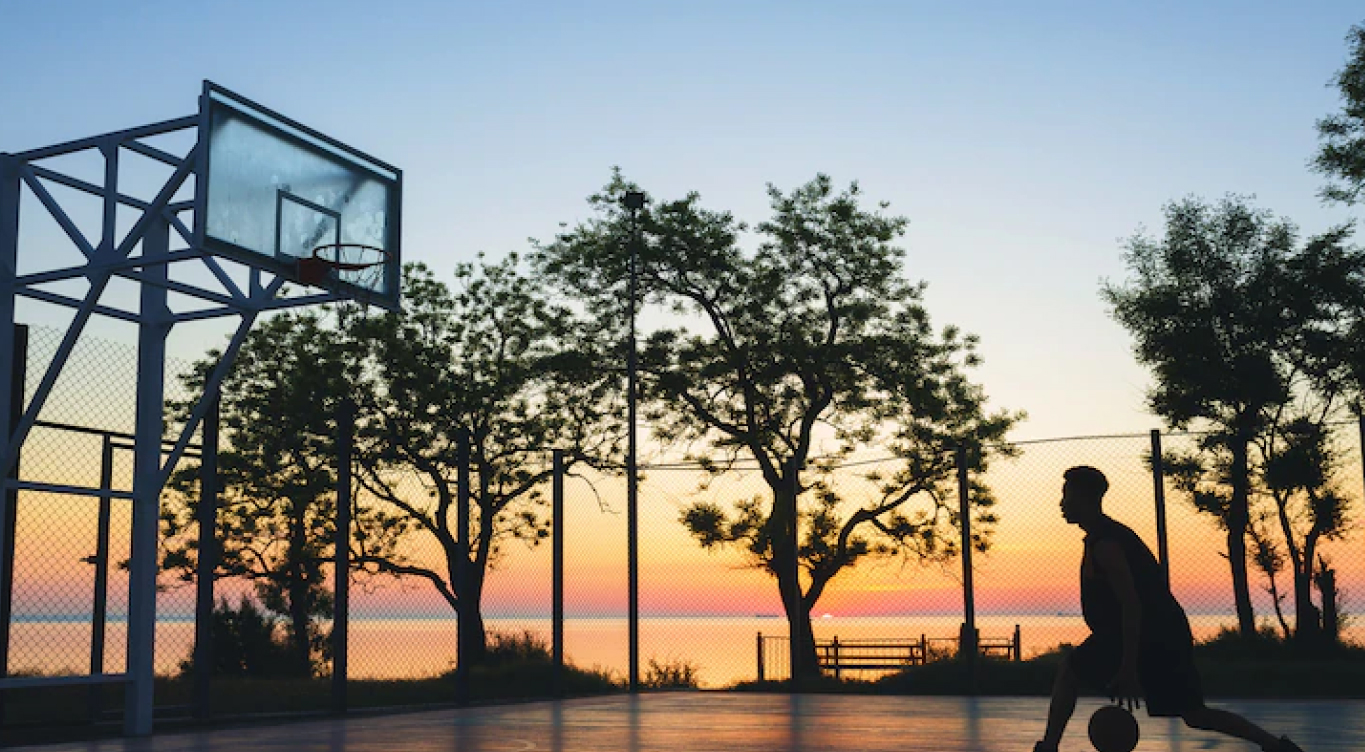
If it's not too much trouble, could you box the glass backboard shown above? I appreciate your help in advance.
[197,81,401,310]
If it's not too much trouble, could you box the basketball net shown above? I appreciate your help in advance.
[298,243,389,331]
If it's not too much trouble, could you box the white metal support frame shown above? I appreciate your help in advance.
[0,91,350,736]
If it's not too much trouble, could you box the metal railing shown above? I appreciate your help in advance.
[756,626,1022,682]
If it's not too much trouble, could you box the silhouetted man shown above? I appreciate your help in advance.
[1033,466,1305,752]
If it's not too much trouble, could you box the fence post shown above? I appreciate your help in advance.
[756,632,765,682]
[832,636,840,681]
[331,396,352,714]
[1013,624,1021,662]
[0,324,26,723]
[455,428,471,705]
[1150,429,1170,589]
[552,449,564,697]
[89,433,114,723]
[956,443,978,694]
[920,633,926,664]
[192,397,219,720]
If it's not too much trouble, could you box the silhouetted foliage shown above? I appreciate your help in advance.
[1314,22,1365,205]
[642,657,700,689]
[1105,195,1365,640]
[177,597,296,678]
[347,259,623,665]
[163,313,411,676]
[535,171,1020,679]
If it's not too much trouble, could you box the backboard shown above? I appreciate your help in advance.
[196,81,402,310]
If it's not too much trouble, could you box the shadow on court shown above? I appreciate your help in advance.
[9,694,1364,751]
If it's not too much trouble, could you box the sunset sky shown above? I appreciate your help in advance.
[2,3,1364,627]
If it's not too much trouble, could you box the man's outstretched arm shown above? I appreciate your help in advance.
[1095,540,1143,707]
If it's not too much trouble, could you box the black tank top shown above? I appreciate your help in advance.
[1081,516,1191,644]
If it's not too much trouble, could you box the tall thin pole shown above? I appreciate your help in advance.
[0,163,24,715]
[551,449,564,697]
[956,444,977,694]
[623,191,644,693]
[454,428,471,704]
[0,164,22,726]
[192,398,219,720]
[331,397,352,713]
[1150,429,1170,589]
[89,433,113,723]
[0,323,26,724]
[126,218,171,736]
[1358,414,1364,513]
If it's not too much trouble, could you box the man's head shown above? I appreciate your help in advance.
[1061,465,1108,525]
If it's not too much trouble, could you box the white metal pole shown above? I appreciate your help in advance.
[125,218,171,735]
[0,156,19,704]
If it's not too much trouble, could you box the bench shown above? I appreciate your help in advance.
[757,625,1022,681]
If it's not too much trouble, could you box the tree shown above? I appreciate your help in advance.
[177,597,295,678]
[534,172,1019,679]
[1314,22,1365,205]
[163,313,412,676]
[1105,195,1362,639]
[348,258,622,665]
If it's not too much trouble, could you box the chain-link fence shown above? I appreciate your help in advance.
[1,325,205,724]
[3,325,1364,729]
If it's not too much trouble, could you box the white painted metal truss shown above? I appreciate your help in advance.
[0,83,369,735]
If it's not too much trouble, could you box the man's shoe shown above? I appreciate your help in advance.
[1033,743,1059,752]
[1268,736,1305,752]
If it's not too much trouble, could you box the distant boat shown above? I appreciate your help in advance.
[754,613,780,618]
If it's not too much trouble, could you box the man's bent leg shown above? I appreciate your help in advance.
[1181,706,1284,750]
[1038,654,1079,750]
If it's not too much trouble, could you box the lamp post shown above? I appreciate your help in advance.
[622,190,644,692]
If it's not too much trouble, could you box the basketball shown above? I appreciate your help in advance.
[1088,705,1139,752]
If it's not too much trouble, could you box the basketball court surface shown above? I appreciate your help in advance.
[9,694,1363,751]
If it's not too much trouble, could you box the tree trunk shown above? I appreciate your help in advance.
[287,506,313,676]
[768,470,819,684]
[287,571,311,673]
[780,584,817,682]
[772,552,817,681]
[1292,571,1321,645]
[463,603,488,665]
[1228,437,1256,636]
[1265,570,1290,640]
[1316,562,1339,643]
[463,569,489,666]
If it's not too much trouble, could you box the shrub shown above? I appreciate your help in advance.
[177,596,297,677]
[642,657,700,689]
[484,630,552,665]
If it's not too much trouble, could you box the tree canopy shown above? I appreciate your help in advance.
[163,312,411,675]
[1315,22,1365,205]
[347,258,622,663]
[535,171,1020,678]
[1103,194,1364,640]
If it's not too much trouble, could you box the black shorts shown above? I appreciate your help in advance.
[1069,634,1205,717]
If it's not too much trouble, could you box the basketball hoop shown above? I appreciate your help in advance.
[297,243,390,289]
[299,243,392,331]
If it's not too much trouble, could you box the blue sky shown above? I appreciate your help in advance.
[2,1,1362,438]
